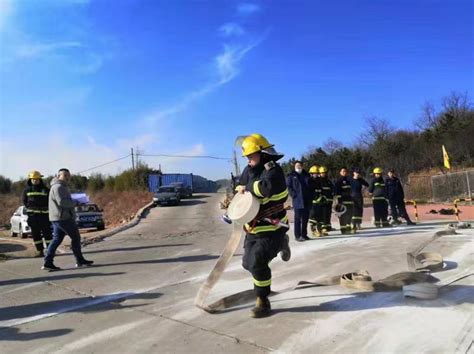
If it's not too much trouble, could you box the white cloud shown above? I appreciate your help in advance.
[0,0,13,32]
[237,3,261,15]
[219,22,245,37]
[144,42,259,125]
[15,41,83,58]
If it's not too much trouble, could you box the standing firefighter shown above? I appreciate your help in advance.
[335,167,355,234]
[369,167,390,227]
[22,171,52,257]
[351,168,369,230]
[318,166,334,235]
[237,133,291,318]
[386,169,415,225]
[308,165,322,237]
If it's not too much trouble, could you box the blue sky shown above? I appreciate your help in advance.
[1,0,473,180]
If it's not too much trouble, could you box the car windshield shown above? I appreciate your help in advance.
[171,183,184,187]
[158,187,175,193]
[75,205,99,212]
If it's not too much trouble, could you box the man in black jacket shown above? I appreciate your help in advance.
[22,171,52,257]
[237,133,291,318]
[351,168,369,230]
[386,169,415,225]
[318,166,334,235]
[287,161,312,241]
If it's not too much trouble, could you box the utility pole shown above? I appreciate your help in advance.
[131,148,135,170]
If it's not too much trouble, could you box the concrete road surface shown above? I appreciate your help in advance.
[1,193,472,353]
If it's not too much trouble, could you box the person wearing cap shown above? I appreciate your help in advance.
[318,166,334,235]
[386,169,415,225]
[22,171,52,257]
[368,167,390,228]
[287,161,312,241]
[335,167,356,234]
[350,168,369,230]
[43,168,94,271]
[308,165,322,237]
[237,134,291,318]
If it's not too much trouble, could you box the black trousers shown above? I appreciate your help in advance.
[339,203,354,233]
[320,203,333,230]
[28,214,52,251]
[309,203,322,231]
[242,230,285,298]
[352,196,364,226]
[389,199,412,222]
[294,207,310,239]
[373,199,389,226]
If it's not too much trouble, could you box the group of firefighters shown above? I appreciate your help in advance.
[234,133,416,318]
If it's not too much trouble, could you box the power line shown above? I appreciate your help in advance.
[138,153,232,161]
[76,154,131,174]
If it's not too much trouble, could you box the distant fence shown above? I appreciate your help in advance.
[405,170,474,203]
[431,170,473,203]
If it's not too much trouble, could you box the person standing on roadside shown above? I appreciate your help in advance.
[386,169,415,225]
[43,168,94,271]
[351,168,369,230]
[287,161,313,241]
[22,171,52,257]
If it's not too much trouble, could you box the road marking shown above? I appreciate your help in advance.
[0,282,41,295]
[52,317,155,353]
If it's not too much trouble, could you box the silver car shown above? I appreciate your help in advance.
[10,206,31,238]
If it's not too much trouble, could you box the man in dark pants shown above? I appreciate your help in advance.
[335,168,356,234]
[386,169,415,225]
[318,166,334,235]
[287,161,312,241]
[238,133,290,318]
[308,165,322,237]
[43,168,94,271]
[351,168,369,230]
[369,167,390,228]
[22,171,52,257]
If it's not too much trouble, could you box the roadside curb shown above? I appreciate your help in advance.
[80,201,155,247]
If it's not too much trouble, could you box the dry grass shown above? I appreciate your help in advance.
[89,190,153,227]
[0,194,21,228]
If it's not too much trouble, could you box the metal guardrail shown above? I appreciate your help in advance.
[454,198,472,222]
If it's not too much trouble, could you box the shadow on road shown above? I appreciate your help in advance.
[91,254,219,268]
[0,292,162,323]
[0,272,125,287]
[82,243,192,255]
[272,285,474,315]
[179,200,207,206]
[0,243,27,253]
[0,326,73,341]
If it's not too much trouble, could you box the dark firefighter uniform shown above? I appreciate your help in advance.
[386,173,414,225]
[335,174,354,234]
[369,171,390,227]
[308,166,322,236]
[318,167,334,234]
[351,176,369,229]
[22,174,52,254]
[238,133,290,318]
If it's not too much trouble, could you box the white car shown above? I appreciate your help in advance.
[10,206,31,238]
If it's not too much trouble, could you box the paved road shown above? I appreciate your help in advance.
[0,194,472,353]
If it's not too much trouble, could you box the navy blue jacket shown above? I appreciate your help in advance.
[386,176,405,202]
[286,170,313,209]
[351,177,369,198]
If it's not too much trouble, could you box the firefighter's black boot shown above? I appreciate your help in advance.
[250,297,271,318]
[280,234,291,262]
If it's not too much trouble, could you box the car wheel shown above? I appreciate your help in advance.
[19,224,27,239]
[10,225,17,237]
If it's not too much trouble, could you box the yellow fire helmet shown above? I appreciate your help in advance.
[28,170,43,179]
[318,166,328,173]
[373,167,383,174]
[309,165,319,174]
[242,133,281,157]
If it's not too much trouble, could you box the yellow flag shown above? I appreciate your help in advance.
[442,145,451,169]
